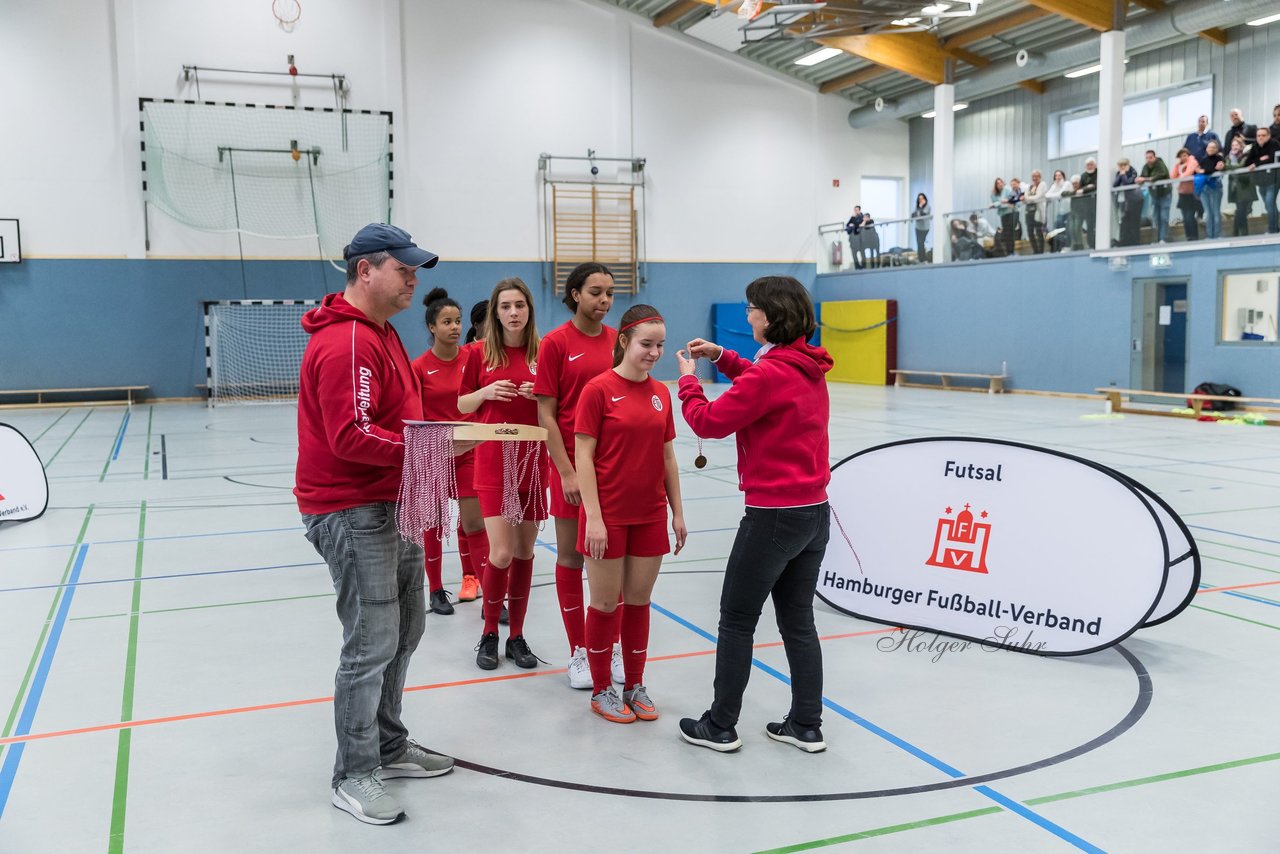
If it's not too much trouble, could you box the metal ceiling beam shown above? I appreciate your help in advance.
[941,8,1053,49]
[818,65,888,94]
[652,0,702,28]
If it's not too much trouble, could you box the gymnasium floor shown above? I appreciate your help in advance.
[1,384,1278,853]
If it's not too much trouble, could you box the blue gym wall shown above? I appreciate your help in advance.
[817,244,1280,396]
[0,259,813,399]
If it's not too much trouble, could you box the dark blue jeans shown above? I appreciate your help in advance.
[710,504,830,729]
[303,503,425,787]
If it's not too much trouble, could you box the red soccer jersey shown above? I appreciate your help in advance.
[575,370,675,525]
[533,321,616,460]
[411,348,470,422]
[461,344,547,493]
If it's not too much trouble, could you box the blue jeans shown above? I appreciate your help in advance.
[710,504,830,729]
[1152,194,1171,242]
[1200,182,1223,239]
[303,503,425,788]
[1262,183,1280,234]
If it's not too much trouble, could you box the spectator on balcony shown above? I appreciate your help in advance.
[844,205,870,270]
[1245,125,1280,234]
[1183,114,1221,163]
[1224,108,1257,156]
[1024,170,1047,254]
[1226,136,1256,237]
[1114,158,1142,247]
[1068,174,1089,251]
[950,217,978,261]
[1136,150,1171,243]
[1270,104,1280,142]
[1044,169,1070,252]
[967,212,996,257]
[912,193,930,261]
[1196,139,1226,240]
[1172,147,1201,241]
[1079,158,1099,249]
[991,177,1018,257]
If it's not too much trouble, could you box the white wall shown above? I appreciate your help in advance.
[4,0,908,263]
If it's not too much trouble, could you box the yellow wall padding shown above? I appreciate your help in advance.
[821,299,896,385]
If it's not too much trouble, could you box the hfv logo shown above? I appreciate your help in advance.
[925,503,991,574]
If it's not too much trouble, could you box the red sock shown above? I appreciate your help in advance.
[555,564,585,652]
[506,556,534,636]
[620,603,651,690]
[585,606,622,694]
[457,523,473,578]
[482,561,509,634]
[616,593,624,643]
[467,529,490,580]
[423,530,444,591]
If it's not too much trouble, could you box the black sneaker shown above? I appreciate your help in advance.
[505,635,538,669]
[429,589,454,616]
[765,716,826,753]
[475,632,500,670]
[499,604,509,625]
[678,711,742,753]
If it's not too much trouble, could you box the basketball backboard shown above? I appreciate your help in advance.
[0,219,20,263]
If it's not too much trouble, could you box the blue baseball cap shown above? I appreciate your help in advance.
[343,223,439,268]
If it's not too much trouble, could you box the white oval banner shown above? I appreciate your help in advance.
[1122,476,1200,627]
[0,423,49,524]
[818,438,1170,655]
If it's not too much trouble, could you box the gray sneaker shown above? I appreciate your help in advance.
[382,739,455,779]
[332,772,405,825]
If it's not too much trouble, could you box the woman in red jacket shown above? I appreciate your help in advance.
[534,262,620,690]
[575,304,686,723]
[674,275,833,754]
[458,278,548,670]
[410,287,486,614]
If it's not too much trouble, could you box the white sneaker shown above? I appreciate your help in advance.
[566,646,592,690]
[611,643,625,684]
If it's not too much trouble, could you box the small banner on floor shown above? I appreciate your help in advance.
[0,423,49,523]
[818,438,1198,656]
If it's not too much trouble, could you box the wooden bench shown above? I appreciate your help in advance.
[892,369,1007,394]
[0,386,149,408]
[1096,387,1280,425]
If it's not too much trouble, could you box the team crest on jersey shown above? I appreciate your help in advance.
[651,395,663,411]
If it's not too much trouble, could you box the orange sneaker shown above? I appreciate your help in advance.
[591,687,636,724]
[458,575,480,602]
[623,685,658,721]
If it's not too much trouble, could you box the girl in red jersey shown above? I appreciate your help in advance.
[410,287,486,615]
[458,279,548,671]
[576,304,687,723]
[533,263,620,690]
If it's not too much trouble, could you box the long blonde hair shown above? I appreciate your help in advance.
[481,277,539,370]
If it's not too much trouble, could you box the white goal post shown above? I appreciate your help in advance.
[203,300,319,406]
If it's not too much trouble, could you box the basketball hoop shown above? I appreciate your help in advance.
[398,421,549,544]
[272,0,301,32]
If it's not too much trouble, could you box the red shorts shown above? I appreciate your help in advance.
[576,516,670,561]
[548,469,580,520]
[454,450,477,500]
[477,487,549,523]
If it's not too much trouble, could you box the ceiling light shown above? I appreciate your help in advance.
[891,16,921,25]
[920,102,969,118]
[1064,57,1129,78]
[1247,13,1280,26]
[921,3,950,14]
[794,47,843,66]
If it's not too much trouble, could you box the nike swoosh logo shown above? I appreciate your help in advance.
[427,370,439,375]
[631,649,647,655]
[611,396,625,402]
[568,353,584,361]
[562,606,580,613]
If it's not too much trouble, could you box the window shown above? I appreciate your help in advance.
[1050,79,1213,158]
[1220,270,1280,344]
[1122,98,1161,144]
[1059,113,1099,157]
[1167,88,1213,136]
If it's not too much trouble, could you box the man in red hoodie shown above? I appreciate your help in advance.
[674,275,835,755]
[296,223,451,826]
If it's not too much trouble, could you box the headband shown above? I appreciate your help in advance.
[619,316,664,333]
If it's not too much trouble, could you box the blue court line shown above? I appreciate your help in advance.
[110,410,131,461]
[1198,582,1280,609]
[0,525,304,554]
[1187,525,1280,547]
[0,544,89,819]
[0,560,323,595]
[649,601,1103,853]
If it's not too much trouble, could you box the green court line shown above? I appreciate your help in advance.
[32,409,71,443]
[99,409,130,482]
[44,409,94,467]
[108,502,146,854]
[69,592,339,623]
[757,751,1280,852]
[1190,603,1280,631]
[1198,539,1280,561]
[1184,504,1280,517]
[0,508,94,749]
[143,406,153,481]
[1199,554,1280,576]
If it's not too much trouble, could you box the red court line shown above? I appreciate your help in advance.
[1198,580,1280,594]
[0,627,900,747]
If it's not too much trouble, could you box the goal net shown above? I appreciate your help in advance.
[142,99,391,264]
[204,300,318,405]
